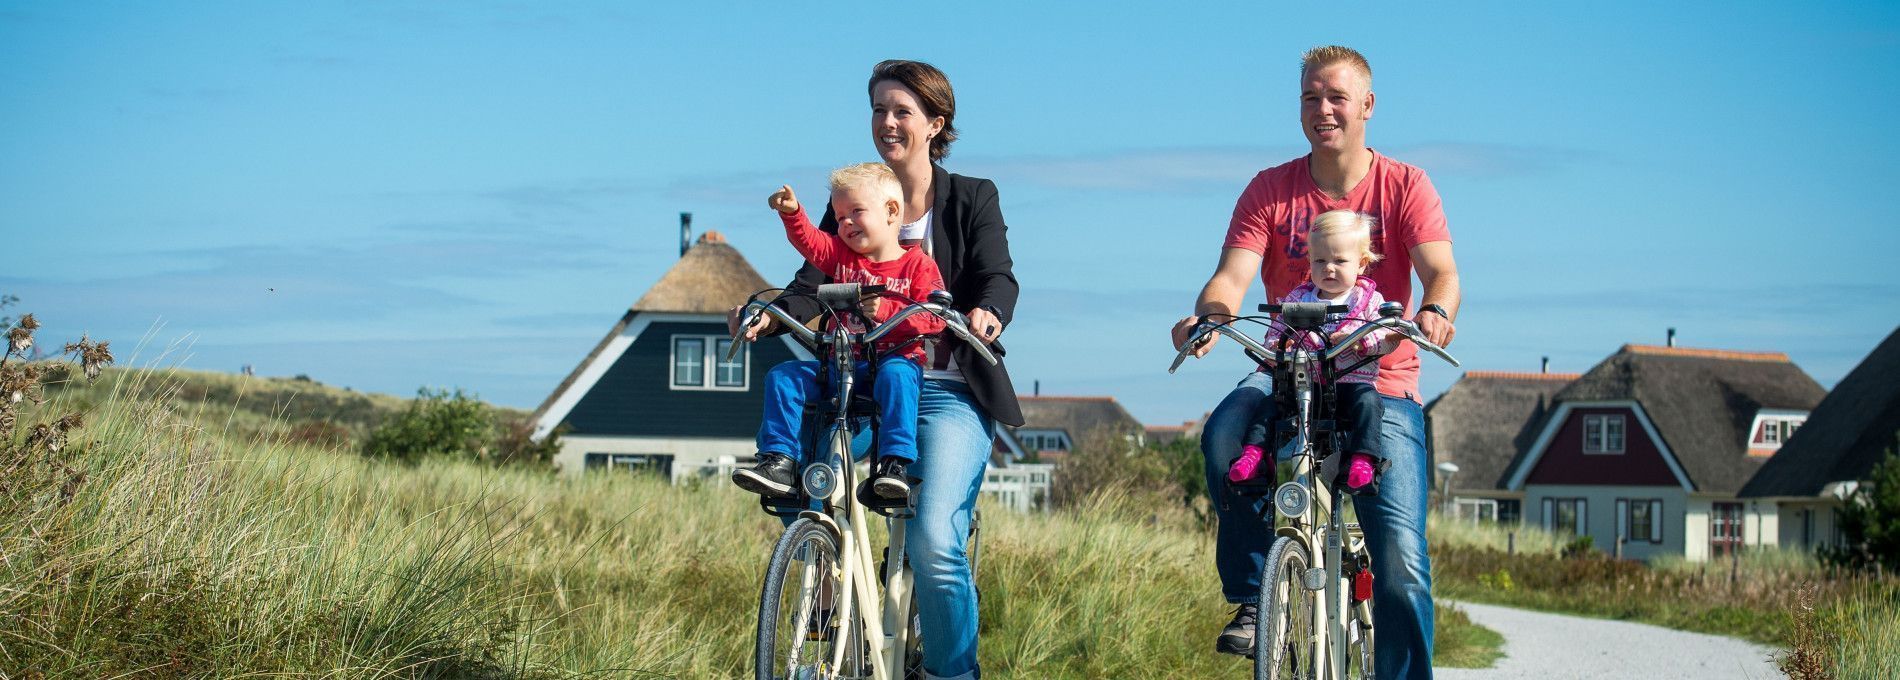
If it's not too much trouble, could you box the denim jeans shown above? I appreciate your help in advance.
[1200,372,1434,680]
[779,379,989,680]
[757,357,922,463]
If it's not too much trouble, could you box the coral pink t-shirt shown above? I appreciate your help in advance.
[1222,151,1452,402]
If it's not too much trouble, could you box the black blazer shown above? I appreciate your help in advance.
[774,163,1024,427]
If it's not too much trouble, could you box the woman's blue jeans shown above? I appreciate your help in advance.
[1200,371,1435,680]
[779,378,990,680]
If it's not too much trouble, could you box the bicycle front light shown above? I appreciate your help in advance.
[1274,482,1310,518]
[801,463,837,499]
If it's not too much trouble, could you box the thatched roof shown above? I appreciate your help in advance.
[1741,327,1900,498]
[530,232,772,429]
[631,231,773,314]
[1544,344,1825,494]
[1015,396,1145,444]
[1427,371,1578,491]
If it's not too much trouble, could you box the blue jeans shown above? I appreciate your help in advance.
[757,357,922,463]
[777,379,990,680]
[1200,372,1434,680]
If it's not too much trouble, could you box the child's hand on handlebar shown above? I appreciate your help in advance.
[728,304,777,341]
[767,185,800,215]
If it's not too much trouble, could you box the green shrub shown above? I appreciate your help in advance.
[362,387,493,463]
[1827,437,1900,574]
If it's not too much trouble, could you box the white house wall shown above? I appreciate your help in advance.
[556,434,757,482]
[1524,484,1688,561]
[1776,500,1846,552]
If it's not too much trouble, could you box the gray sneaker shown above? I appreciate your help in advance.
[1217,603,1258,656]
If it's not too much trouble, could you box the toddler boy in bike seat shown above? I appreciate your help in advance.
[731,163,946,503]
[1229,209,1402,495]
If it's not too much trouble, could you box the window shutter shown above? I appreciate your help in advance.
[1649,500,1663,543]
[1617,499,1629,540]
[1542,498,1553,532]
[1577,499,1588,535]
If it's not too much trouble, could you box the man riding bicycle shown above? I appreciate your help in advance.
[1170,45,1460,680]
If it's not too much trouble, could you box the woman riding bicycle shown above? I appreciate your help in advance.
[730,60,1021,680]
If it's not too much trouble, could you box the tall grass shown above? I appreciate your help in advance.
[1428,512,1900,677]
[2,364,1507,677]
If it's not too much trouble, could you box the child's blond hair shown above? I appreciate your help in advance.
[828,162,903,212]
[1309,210,1382,265]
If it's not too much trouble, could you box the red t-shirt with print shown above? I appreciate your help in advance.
[781,208,945,363]
[1222,150,1452,402]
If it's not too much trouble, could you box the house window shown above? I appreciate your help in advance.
[1454,497,1498,523]
[1752,415,1806,448]
[1497,499,1522,525]
[1542,497,1587,536]
[1616,498,1663,544]
[1711,502,1744,557]
[671,335,747,391]
[584,453,674,478]
[1017,430,1071,451]
[1583,414,1626,454]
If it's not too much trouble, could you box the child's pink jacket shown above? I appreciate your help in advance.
[1262,278,1391,385]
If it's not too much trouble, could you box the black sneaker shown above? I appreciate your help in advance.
[1216,603,1258,656]
[868,457,911,501]
[732,453,798,498]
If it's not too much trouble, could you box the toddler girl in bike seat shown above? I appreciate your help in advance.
[1229,209,1401,495]
[731,162,945,503]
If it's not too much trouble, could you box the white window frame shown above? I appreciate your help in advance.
[1017,430,1072,452]
[1616,498,1664,545]
[1583,414,1626,454]
[1542,497,1587,536]
[670,334,748,392]
[1748,411,1808,450]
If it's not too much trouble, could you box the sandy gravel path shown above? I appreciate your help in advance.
[1435,601,1782,679]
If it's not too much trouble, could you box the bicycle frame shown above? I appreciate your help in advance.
[739,284,997,680]
[1169,303,1458,679]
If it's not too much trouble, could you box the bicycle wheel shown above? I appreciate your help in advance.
[757,518,861,680]
[1254,536,1317,680]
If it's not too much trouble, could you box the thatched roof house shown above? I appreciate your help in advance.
[1426,370,1578,494]
[1742,326,1900,499]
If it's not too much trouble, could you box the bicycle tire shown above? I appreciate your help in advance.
[756,518,860,680]
[1254,536,1317,680]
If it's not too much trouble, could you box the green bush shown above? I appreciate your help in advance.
[362,387,493,463]
[1827,436,1900,573]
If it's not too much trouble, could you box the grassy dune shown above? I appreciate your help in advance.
[4,367,1504,677]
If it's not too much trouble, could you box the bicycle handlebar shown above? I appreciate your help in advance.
[1168,311,1461,374]
[727,291,1000,367]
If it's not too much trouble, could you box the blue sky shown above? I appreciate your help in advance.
[4,1,1898,425]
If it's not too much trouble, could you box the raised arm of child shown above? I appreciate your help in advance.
[770,185,841,270]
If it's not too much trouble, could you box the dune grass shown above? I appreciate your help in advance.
[1,364,1514,677]
[1428,512,1900,677]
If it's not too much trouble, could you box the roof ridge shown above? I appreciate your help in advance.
[1463,370,1582,381]
[1620,344,1790,362]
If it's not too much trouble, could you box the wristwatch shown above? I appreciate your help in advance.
[1418,303,1451,321]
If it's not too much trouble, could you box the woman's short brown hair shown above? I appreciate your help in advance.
[868,60,957,162]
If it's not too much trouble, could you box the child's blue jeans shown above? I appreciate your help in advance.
[756,356,922,463]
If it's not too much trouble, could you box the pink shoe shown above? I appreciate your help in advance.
[1230,444,1266,483]
[1345,453,1377,491]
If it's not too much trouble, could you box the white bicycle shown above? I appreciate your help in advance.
[731,282,997,680]
[1171,300,1459,680]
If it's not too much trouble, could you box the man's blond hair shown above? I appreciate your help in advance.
[1309,210,1382,265]
[828,162,903,210]
[1301,45,1372,90]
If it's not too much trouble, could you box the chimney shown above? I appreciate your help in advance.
[1667,327,1677,348]
[1540,356,1549,374]
[679,212,693,258]
[1033,379,1040,396]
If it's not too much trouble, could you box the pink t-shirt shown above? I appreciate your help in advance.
[1222,150,1452,402]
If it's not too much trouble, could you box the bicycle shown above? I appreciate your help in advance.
[1170,300,1459,680]
[729,282,998,680]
